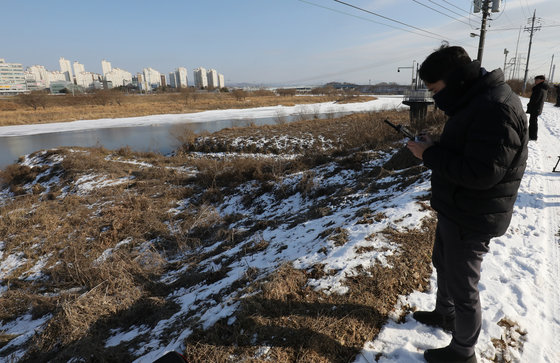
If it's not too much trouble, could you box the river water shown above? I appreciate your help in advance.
[0,113,344,169]
[0,97,406,170]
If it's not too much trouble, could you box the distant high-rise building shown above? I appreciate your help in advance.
[142,67,161,90]
[160,74,167,88]
[73,61,85,76]
[47,71,68,86]
[59,57,73,82]
[176,67,188,88]
[0,58,27,94]
[101,60,112,77]
[105,67,132,88]
[193,67,208,89]
[169,72,177,88]
[169,67,188,88]
[72,61,91,87]
[26,65,49,89]
[218,73,225,88]
[206,69,219,89]
[134,73,143,89]
[75,72,100,88]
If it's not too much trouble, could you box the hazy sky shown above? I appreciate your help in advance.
[3,0,559,85]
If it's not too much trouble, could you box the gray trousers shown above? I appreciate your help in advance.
[529,113,539,140]
[432,214,491,356]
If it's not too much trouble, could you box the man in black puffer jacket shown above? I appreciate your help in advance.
[526,75,549,140]
[407,45,528,363]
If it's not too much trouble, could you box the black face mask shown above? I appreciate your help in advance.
[432,61,483,115]
[432,86,457,115]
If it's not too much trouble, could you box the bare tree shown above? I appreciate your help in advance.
[232,89,248,101]
[89,89,112,106]
[311,85,337,96]
[276,88,297,97]
[17,91,48,110]
[180,87,198,105]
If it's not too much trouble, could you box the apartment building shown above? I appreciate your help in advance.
[206,69,219,89]
[0,58,27,94]
[101,59,112,77]
[105,68,132,88]
[73,61,85,76]
[169,67,188,88]
[25,65,49,89]
[193,67,208,89]
[76,72,100,88]
[59,57,73,82]
[142,67,161,90]
[169,72,177,88]
[176,67,188,88]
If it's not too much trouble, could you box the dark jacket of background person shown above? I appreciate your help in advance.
[422,61,528,237]
[527,81,549,115]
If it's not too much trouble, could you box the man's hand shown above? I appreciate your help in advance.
[407,134,434,160]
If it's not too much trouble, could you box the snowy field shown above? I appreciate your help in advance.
[0,96,558,362]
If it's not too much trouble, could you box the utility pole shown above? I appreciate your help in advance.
[503,48,509,79]
[512,26,521,80]
[476,0,491,63]
[549,54,555,80]
[522,10,541,94]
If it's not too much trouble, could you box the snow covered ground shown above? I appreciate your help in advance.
[0,96,558,362]
[356,99,560,363]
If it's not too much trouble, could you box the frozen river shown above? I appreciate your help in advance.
[0,97,405,169]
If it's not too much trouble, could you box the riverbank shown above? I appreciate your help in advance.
[0,97,402,138]
[0,97,406,170]
[0,92,375,126]
[1,98,558,362]
[0,107,435,362]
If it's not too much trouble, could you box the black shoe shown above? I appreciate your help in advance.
[424,346,477,363]
[413,310,455,332]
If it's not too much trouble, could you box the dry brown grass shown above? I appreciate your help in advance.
[183,218,436,363]
[0,147,214,360]
[179,110,412,156]
[0,93,375,126]
[489,318,528,363]
[0,108,446,362]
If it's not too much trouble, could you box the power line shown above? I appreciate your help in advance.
[411,0,473,26]
[286,49,425,84]
[333,0,448,39]
[426,0,475,19]
[489,24,560,31]
[438,0,477,16]
[501,2,521,28]
[521,0,531,19]
[298,0,446,41]
[537,16,560,25]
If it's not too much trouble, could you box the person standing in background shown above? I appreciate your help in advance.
[526,75,549,140]
[555,83,560,107]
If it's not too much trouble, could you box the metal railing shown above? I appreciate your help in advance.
[403,89,433,102]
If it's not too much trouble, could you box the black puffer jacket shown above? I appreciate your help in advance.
[423,61,528,237]
[527,81,549,115]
